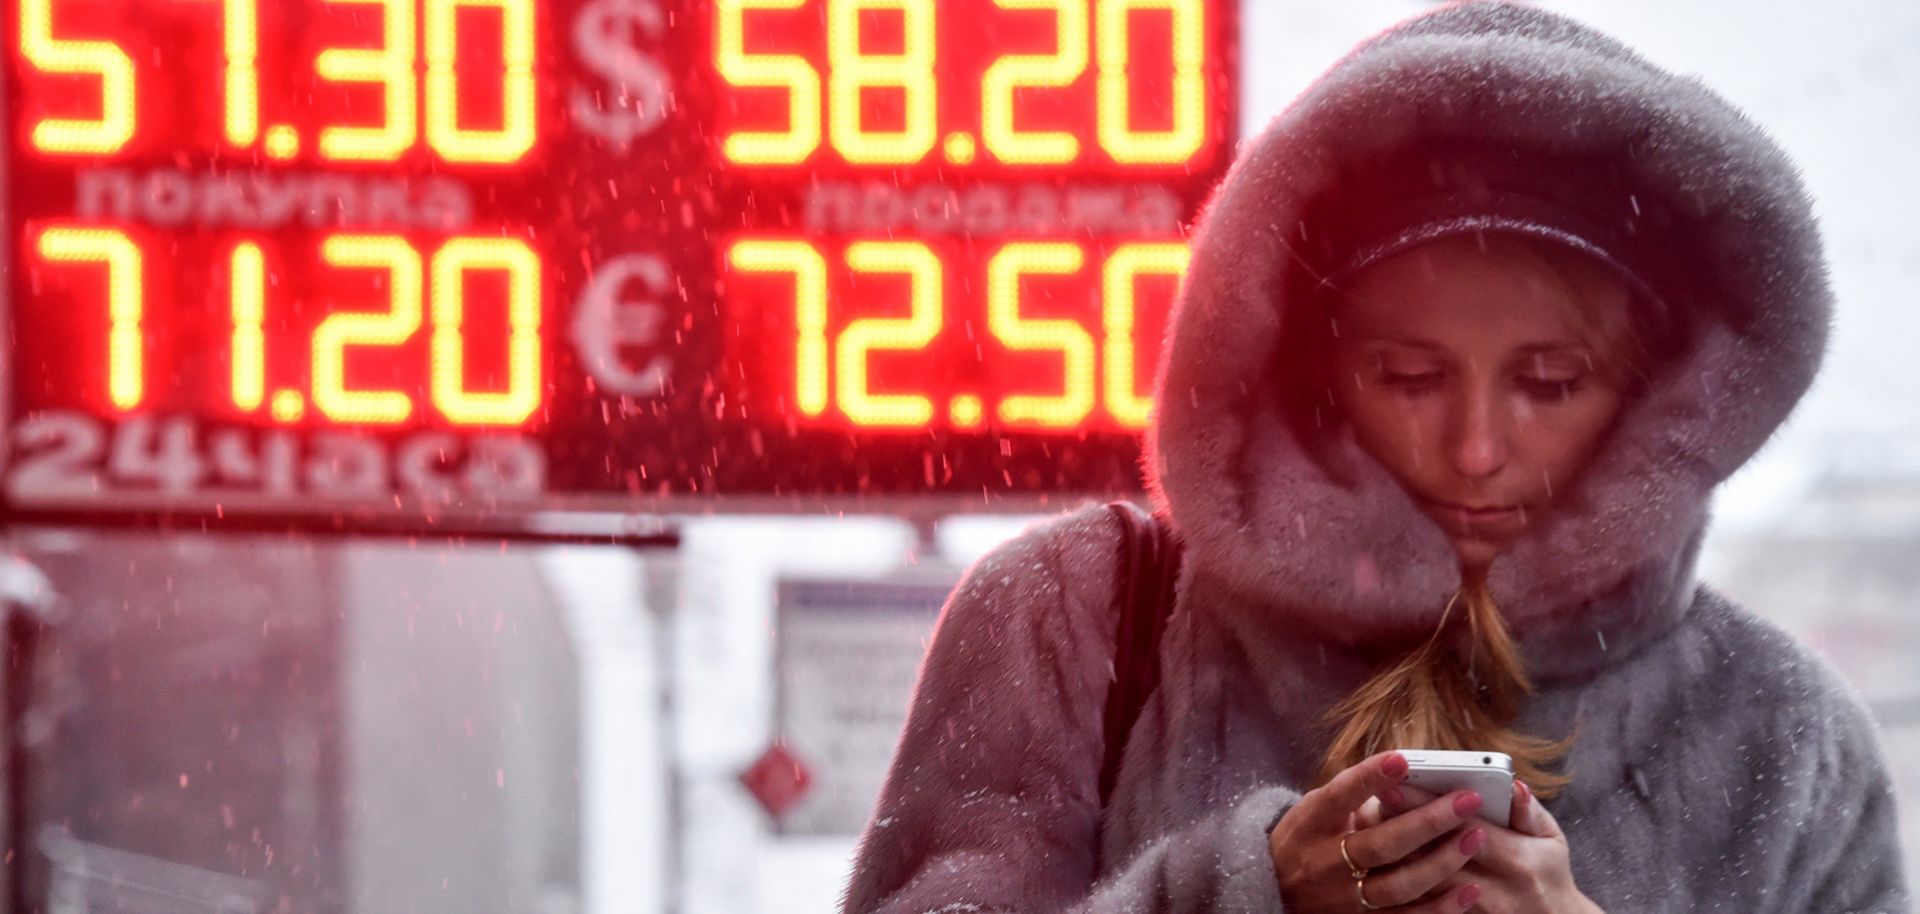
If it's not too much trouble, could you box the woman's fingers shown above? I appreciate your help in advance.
[1347,790,1486,871]
[1358,825,1487,910]
[1507,779,1561,838]
[1360,780,1437,829]
[1404,883,1485,913]
[1302,751,1408,831]
[1380,782,1439,819]
[1355,796,1384,830]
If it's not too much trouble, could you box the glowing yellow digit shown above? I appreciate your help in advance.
[38,228,144,410]
[727,239,830,417]
[430,238,542,426]
[205,0,261,147]
[426,0,536,164]
[316,0,417,161]
[715,0,822,165]
[827,0,936,165]
[1096,0,1203,165]
[224,0,259,147]
[981,0,1087,165]
[314,235,423,423]
[174,0,260,147]
[989,242,1093,427]
[1102,242,1186,428]
[19,0,136,154]
[841,241,941,426]
[231,242,266,412]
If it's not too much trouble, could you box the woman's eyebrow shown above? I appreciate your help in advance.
[1358,338,1591,359]
[1505,342,1596,372]
[1511,341,1588,355]
[1362,335,1449,352]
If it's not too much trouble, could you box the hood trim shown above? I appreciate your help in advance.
[1144,1,1830,683]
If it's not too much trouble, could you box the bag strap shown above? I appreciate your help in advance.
[1098,500,1183,809]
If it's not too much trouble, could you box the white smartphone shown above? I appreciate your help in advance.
[1398,749,1514,827]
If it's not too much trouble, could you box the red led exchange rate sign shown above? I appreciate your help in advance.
[3,0,1237,525]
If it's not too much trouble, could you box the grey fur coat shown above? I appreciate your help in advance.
[840,2,1913,912]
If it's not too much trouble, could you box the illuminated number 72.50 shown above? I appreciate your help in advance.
[726,239,1188,429]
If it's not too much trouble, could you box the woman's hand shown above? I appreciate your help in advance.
[1267,751,1488,913]
[1363,779,1604,913]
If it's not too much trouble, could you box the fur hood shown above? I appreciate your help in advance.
[840,8,1912,912]
[1145,0,1832,683]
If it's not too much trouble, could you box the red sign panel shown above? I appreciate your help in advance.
[4,0,1238,525]
[740,741,814,821]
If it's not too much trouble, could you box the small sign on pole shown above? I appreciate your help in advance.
[767,572,957,835]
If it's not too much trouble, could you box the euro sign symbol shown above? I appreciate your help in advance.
[571,0,673,149]
[571,254,674,398]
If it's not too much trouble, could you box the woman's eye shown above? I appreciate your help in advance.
[1379,372,1443,394]
[1518,376,1586,400]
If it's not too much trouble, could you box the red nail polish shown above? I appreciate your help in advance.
[1458,828,1484,855]
[1453,792,1483,817]
[1383,787,1404,806]
[1383,753,1408,778]
[1460,884,1483,907]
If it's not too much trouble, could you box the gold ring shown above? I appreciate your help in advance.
[1339,831,1369,879]
[1357,872,1383,910]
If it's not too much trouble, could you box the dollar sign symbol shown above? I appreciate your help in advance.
[571,0,673,149]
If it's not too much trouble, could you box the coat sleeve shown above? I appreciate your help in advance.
[1778,661,1913,913]
[837,506,1303,914]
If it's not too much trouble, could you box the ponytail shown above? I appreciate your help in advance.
[1311,573,1579,799]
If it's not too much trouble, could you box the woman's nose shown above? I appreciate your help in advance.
[1449,394,1511,480]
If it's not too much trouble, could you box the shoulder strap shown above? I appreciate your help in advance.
[1098,500,1183,809]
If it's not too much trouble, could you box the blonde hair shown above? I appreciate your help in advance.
[1310,570,1581,798]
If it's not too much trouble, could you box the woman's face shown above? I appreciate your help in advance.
[1327,235,1632,570]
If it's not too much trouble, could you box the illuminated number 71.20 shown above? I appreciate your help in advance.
[32,227,542,427]
[311,235,545,426]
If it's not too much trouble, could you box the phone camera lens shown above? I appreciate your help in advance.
[1482,756,1492,765]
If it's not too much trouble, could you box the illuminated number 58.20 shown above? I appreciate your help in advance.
[716,0,1205,167]
[981,0,1206,166]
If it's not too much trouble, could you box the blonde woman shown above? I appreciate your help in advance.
[840,2,1912,911]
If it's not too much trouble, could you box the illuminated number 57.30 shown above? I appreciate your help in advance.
[18,0,534,162]
[18,0,136,154]
[310,0,538,163]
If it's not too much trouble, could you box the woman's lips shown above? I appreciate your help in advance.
[1420,497,1528,536]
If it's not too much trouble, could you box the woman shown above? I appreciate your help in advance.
[839,3,1912,912]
